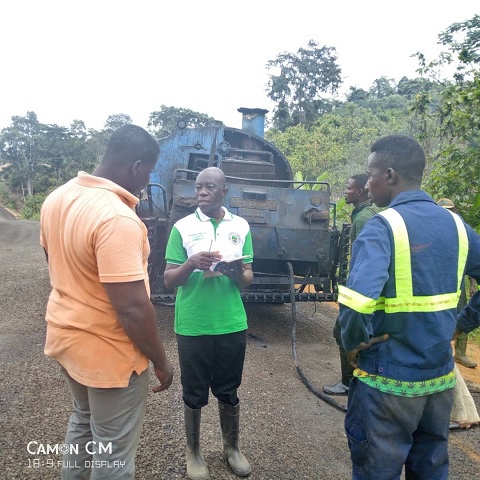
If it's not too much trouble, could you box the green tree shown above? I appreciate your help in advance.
[266,40,342,131]
[0,112,43,197]
[346,79,413,121]
[67,120,98,176]
[147,106,218,139]
[424,76,480,228]
[397,76,436,97]
[346,87,370,103]
[438,14,480,82]
[369,77,396,98]
[37,122,100,189]
[104,113,132,131]
[36,123,72,189]
[0,113,112,204]
[267,103,412,196]
[414,14,480,229]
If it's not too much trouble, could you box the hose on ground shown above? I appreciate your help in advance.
[287,262,347,413]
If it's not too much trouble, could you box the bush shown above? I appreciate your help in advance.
[21,193,48,220]
[469,327,480,345]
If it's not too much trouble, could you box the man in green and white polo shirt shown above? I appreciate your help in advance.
[164,167,253,480]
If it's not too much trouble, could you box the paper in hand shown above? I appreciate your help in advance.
[209,255,252,273]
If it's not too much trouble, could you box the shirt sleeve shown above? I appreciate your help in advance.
[339,216,392,351]
[465,223,480,282]
[457,291,480,333]
[165,225,187,265]
[95,216,147,283]
[242,230,254,263]
[457,224,480,333]
[351,214,368,244]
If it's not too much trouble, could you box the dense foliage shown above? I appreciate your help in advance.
[266,101,412,196]
[413,15,480,229]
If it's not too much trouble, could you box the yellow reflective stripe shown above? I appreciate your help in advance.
[379,209,412,297]
[378,207,468,313]
[447,210,469,291]
[340,208,469,316]
[340,291,459,314]
[377,293,460,313]
[338,285,377,314]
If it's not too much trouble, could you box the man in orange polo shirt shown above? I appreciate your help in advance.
[40,124,173,479]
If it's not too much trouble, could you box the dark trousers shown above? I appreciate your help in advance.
[176,330,247,409]
[345,378,454,480]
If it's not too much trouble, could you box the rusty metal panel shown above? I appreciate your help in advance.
[238,208,268,224]
[231,197,277,210]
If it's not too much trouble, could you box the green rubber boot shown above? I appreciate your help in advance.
[218,400,251,477]
[454,332,477,368]
[184,403,209,480]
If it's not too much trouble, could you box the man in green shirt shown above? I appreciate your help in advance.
[164,167,253,479]
[323,174,379,395]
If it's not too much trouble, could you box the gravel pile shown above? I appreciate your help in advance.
[1,217,479,479]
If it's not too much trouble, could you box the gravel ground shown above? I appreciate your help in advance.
[1,215,479,480]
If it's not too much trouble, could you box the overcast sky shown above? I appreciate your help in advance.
[1,0,478,132]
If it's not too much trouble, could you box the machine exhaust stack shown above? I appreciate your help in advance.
[237,107,268,138]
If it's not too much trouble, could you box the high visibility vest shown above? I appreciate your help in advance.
[338,208,469,314]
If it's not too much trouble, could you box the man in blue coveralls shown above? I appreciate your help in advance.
[338,134,480,479]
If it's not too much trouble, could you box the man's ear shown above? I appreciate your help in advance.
[132,160,142,176]
[385,167,397,185]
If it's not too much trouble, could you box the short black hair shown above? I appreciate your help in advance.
[349,174,368,190]
[102,125,159,167]
[370,134,425,183]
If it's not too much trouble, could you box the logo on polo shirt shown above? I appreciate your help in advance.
[229,232,241,245]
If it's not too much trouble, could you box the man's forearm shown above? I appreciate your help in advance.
[236,267,253,287]
[339,307,372,352]
[164,262,196,289]
[457,290,480,334]
[118,303,169,368]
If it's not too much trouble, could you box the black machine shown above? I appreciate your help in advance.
[138,108,349,307]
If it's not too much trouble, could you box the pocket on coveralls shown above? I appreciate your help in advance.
[345,419,368,466]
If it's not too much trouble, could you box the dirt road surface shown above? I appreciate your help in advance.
[1,214,479,479]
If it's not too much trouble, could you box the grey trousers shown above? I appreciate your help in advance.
[60,367,149,480]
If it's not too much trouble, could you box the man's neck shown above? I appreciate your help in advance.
[213,208,225,223]
[353,198,370,208]
[202,206,225,223]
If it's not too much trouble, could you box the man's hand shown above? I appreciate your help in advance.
[187,251,223,271]
[468,277,478,298]
[347,334,389,369]
[164,251,223,289]
[152,360,174,393]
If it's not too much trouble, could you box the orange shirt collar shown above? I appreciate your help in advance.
[76,171,139,208]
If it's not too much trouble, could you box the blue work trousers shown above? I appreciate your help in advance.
[345,378,454,480]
